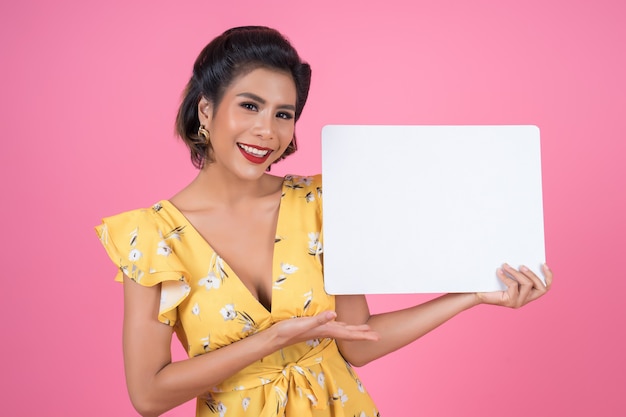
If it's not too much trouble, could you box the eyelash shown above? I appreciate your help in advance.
[240,102,294,120]
[241,102,258,111]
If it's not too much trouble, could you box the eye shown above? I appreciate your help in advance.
[276,111,294,120]
[240,102,258,111]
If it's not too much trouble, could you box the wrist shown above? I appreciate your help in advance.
[452,292,482,309]
[260,322,286,352]
[471,292,484,306]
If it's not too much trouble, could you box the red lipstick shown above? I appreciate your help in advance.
[237,143,273,164]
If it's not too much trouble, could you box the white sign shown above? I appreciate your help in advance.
[321,125,545,294]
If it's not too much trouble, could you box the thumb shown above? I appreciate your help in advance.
[315,310,337,325]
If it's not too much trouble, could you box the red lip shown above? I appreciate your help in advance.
[237,143,273,164]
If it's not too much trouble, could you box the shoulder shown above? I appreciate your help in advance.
[95,201,186,268]
[280,175,323,227]
[283,174,322,198]
[97,202,169,238]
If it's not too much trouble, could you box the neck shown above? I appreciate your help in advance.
[190,165,281,207]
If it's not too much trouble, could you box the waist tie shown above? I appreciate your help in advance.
[211,338,337,417]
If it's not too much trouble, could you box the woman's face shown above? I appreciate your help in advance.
[198,67,297,179]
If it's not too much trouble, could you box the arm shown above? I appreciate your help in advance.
[335,263,553,367]
[122,275,378,417]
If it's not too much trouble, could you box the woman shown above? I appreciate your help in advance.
[96,26,552,417]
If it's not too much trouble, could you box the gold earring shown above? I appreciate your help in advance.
[198,125,210,143]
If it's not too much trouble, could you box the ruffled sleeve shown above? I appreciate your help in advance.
[95,205,190,326]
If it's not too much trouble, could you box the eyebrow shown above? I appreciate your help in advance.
[236,92,296,111]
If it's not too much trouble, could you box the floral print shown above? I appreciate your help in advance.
[220,304,237,321]
[95,175,379,416]
[199,271,221,290]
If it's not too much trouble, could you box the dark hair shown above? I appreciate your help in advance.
[175,26,312,169]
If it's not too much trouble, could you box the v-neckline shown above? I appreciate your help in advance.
[160,178,287,314]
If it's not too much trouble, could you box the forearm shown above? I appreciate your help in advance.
[338,293,480,367]
[129,328,280,417]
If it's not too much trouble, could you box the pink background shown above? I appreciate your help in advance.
[2,0,624,415]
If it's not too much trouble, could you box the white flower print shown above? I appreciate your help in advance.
[201,336,210,352]
[333,388,348,406]
[156,240,172,256]
[307,232,323,256]
[357,379,365,393]
[198,271,221,290]
[99,223,109,245]
[217,401,227,417]
[162,225,185,241]
[298,176,313,186]
[317,372,325,387]
[304,191,315,203]
[215,255,228,280]
[241,397,250,411]
[220,304,236,321]
[128,249,142,262]
[281,263,298,274]
[274,386,288,408]
[238,311,258,333]
[192,303,201,317]
[274,262,299,289]
[303,290,313,311]
[122,264,144,282]
[306,338,321,348]
[129,227,138,247]
[152,202,162,211]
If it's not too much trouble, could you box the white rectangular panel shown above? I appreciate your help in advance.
[321,125,545,294]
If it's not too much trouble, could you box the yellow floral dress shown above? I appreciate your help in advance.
[95,175,380,417]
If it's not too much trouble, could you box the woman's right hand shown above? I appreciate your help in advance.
[270,311,379,349]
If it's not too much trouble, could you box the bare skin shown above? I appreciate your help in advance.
[120,68,553,416]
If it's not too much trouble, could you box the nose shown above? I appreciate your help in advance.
[252,111,275,140]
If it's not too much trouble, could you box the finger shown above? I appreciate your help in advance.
[509,265,541,307]
[503,264,534,307]
[542,263,553,289]
[495,267,519,306]
[497,265,518,288]
[315,310,337,325]
[519,264,548,289]
[327,320,372,331]
[294,311,338,334]
[327,323,379,341]
[518,264,551,303]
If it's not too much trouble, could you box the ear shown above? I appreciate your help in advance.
[197,96,213,126]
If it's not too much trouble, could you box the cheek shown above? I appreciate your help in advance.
[279,123,295,141]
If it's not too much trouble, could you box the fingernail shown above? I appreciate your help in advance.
[520,265,529,272]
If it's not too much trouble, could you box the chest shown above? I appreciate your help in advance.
[187,203,279,311]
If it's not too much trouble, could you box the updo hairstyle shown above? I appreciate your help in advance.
[175,26,312,169]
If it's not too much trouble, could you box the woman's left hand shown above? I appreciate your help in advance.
[476,263,553,308]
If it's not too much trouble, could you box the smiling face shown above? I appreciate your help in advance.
[198,67,297,180]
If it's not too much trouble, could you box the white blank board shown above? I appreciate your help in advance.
[321,125,545,294]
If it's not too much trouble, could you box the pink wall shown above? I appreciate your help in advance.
[2,0,624,415]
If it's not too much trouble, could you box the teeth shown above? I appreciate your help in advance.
[239,144,270,157]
